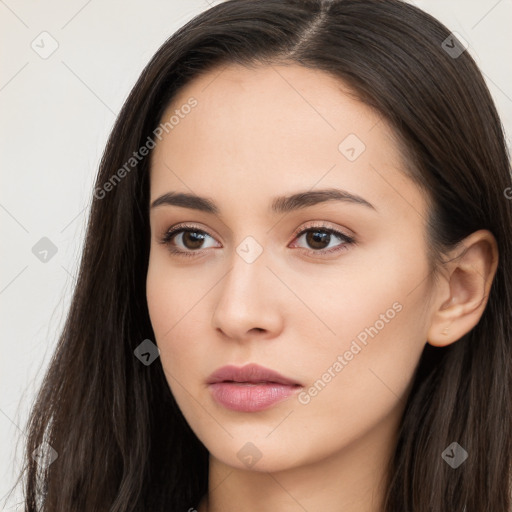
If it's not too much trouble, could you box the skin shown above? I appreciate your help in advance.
[146,63,498,512]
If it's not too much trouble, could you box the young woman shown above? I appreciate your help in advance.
[15,0,512,510]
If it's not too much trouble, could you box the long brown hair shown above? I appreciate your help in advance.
[12,0,512,510]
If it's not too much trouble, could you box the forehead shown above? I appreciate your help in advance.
[158,63,384,158]
[149,63,428,223]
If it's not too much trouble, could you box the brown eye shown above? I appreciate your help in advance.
[179,230,207,250]
[160,225,220,256]
[305,230,332,250]
[293,227,354,254]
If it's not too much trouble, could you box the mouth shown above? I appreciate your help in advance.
[206,364,302,412]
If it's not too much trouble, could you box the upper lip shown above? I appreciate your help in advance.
[207,363,301,386]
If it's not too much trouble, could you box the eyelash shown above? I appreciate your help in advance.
[158,222,356,259]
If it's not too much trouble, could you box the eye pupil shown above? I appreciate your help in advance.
[306,230,330,249]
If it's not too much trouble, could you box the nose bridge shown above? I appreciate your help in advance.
[219,242,269,312]
[211,238,282,337]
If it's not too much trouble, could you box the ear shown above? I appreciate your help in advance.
[427,229,499,347]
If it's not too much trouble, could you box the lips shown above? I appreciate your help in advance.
[206,364,302,412]
[206,363,301,386]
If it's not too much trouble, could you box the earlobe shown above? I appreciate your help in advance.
[426,230,498,348]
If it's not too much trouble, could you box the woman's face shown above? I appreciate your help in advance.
[147,63,439,473]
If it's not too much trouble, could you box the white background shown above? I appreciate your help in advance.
[1,0,511,508]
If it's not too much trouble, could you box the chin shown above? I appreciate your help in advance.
[205,436,306,474]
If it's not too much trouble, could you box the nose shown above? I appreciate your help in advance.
[211,247,284,342]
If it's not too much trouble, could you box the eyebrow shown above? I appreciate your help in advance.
[150,188,376,214]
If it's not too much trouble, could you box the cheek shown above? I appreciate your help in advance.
[292,233,429,349]
[146,262,172,339]
[146,260,211,432]
[146,250,195,337]
[146,252,209,377]
[296,236,431,404]
[290,285,428,466]
[300,300,422,399]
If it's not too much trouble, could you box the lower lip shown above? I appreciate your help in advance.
[208,382,300,412]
